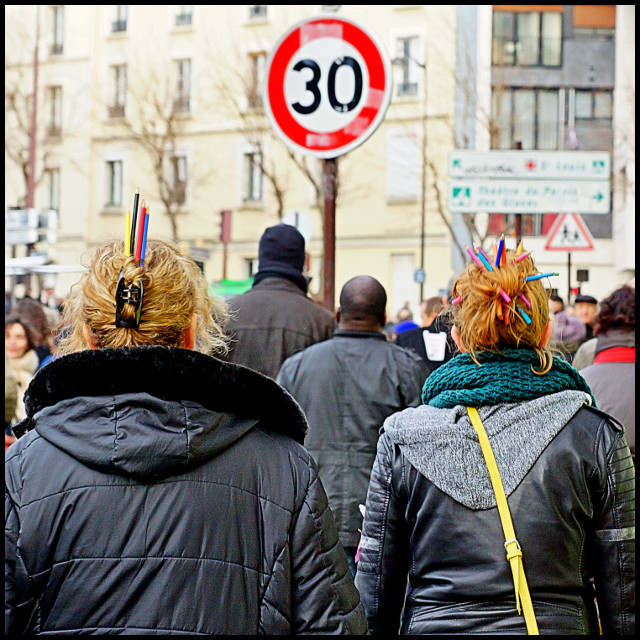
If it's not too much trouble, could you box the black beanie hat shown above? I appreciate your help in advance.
[253,224,308,292]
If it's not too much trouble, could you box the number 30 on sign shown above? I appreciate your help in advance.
[264,15,392,159]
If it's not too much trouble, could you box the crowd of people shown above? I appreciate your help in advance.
[4,224,635,635]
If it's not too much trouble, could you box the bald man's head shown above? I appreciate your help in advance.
[338,276,387,329]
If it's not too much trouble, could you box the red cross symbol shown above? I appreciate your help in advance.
[526,160,536,171]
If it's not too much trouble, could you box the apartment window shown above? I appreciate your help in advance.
[45,168,61,211]
[176,5,193,26]
[112,5,128,32]
[575,89,613,120]
[170,155,187,205]
[248,6,267,20]
[247,52,266,109]
[492,9,562,67]
[244,149,263,202]
[173,59,191,112]
[106,160,123,207]
[396,37,420,97]
[50,6,64,55]
[47,86,63,137]
[387,134,419,202]
[492,88,560,151]
[108,65,127,117]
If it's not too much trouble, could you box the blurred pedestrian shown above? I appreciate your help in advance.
[549,309,587,364]
[394,296,456,376]
[5,350,18,443]
[5,237,366,635]
[277,276,427,577]
[548,293,564,314]
[12,297,56,367]
[224,223,335,379]
[355,244,634,635]
[5,315,39,425]
[580,285,635,461]
[573,293,598,342]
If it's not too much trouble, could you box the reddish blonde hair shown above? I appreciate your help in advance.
[58,239,228,355]
[451,249,552,373]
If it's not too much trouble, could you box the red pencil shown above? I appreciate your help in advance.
[135,201,146,263]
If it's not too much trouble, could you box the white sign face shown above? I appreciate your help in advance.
[449,150,610,180]
[264,15,392,158]
[544,212,594,251]
[448,180,610,214]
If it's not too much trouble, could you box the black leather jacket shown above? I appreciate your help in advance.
[355,403,635,635]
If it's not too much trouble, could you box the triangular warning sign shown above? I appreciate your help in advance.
[544,213,594,251]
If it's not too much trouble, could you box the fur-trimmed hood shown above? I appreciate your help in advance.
[20,346,308,479]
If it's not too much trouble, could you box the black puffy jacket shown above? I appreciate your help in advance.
[5,346,367,635]
[355,393,635,635]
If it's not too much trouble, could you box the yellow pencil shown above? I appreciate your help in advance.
[516,240,523,256]
[124,212,131,256]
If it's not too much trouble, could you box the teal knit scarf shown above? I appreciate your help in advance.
[422,349,597,408]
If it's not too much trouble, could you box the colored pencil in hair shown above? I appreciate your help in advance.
[493,241,498,263]
[134,202,146,264]
[516,306,532,324]
[519,293,532,307]
[497,300,503,320]
[139,209,150,267]
[525,272,559,282]
[499,288,511,304]
[495,234,505,267]
[466,246,485,268]
[516,240,524,256]
[451,295,462,305]
[124,212,131,256]
[515,251,531,263]
[129,188,140,255]
[474,244,494,271]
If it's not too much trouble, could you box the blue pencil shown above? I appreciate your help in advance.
[516,306,532,324]
[139,212,150,266]
[495,234,505,267]
[525,272,558,281]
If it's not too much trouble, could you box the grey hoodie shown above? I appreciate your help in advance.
[383,390,592,509]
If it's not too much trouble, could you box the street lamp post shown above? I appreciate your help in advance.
[392,51,427,305]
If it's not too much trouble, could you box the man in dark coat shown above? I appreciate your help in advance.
[394,296,456,376]
[224,223,335,379]
[277,276,428,575]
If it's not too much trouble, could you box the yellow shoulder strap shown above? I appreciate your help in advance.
[467,406,539,635]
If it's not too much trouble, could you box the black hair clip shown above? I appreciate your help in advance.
[115,267,144,328]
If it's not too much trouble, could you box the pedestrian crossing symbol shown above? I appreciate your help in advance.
[451,186,472,208]
[544,212,594,251]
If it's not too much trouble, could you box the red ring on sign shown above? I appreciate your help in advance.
[267,17,388,153]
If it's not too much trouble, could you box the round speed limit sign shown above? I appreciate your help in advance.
[264,15,392,158]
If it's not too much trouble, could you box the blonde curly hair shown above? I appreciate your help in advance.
[57,239,229,355]
[450,248,553,374]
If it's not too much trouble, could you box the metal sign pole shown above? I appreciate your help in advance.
[323,158,337,312]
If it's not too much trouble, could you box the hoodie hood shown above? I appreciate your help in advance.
[21,346,308,480]
[384,390,591,509]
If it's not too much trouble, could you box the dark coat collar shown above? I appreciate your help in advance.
[23,346,308,444]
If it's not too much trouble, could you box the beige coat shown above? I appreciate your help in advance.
[7,349,38,423]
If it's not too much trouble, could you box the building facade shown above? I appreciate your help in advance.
[5,5,634,313]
